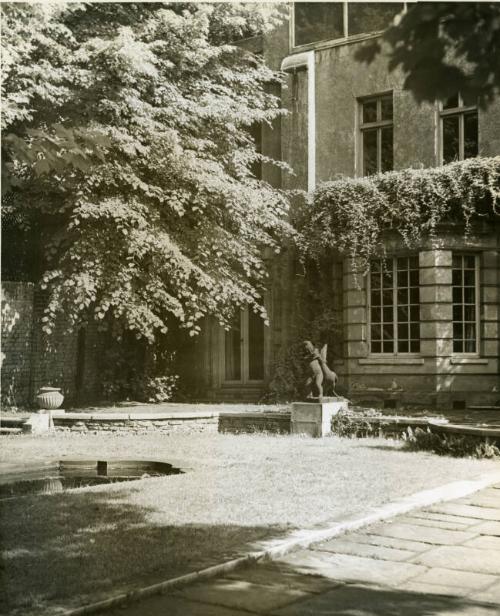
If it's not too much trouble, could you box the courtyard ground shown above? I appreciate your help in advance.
[1,431,499,615]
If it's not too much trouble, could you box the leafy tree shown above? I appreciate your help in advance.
[2,2,292,342]
[355,2,500,109]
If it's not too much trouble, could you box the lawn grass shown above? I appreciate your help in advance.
[1,431,499,615]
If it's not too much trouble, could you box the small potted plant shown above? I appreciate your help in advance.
[36,386,64,411]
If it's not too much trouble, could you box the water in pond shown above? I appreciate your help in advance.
[0,460,182,500]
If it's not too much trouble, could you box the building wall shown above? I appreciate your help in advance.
[259,5,500,408]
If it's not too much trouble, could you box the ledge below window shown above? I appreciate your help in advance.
[450,357,488,365]
[358,357,425,365]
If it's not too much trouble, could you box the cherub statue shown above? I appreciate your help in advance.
[304,340,338,399]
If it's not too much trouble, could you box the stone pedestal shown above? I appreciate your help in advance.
[291,397,348,437]
[22,411,54,434]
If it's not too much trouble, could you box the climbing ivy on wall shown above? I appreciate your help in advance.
[299,156,500,273]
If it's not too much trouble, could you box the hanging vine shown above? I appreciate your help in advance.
[299,156,500,273]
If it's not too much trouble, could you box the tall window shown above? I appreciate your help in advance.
[370,256,420,354]
[452,254,479,353]
[360,94,393,175]
[293,2,404,47]
[440,93,478,164]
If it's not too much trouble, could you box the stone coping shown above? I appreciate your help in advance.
[429,420,500,438]
[51,411,219,421]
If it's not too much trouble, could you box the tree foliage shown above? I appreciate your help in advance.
[300,157,500,273]
[355,2,500,109]
[2,2,292,342]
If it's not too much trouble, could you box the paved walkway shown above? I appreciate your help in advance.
[105,484,500,616]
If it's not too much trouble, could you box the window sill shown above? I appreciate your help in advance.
[291,31,381,54]
[450,357,488,365]
[358,357,424,365]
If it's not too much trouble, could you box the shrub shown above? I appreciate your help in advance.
[405,426,500,459]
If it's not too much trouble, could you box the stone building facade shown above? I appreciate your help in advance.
[198,2,500,409]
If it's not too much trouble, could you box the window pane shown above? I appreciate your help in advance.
[381,126,393,172]
[383,340,394,353]
[464,305,475,321]
[463,287,475,303]
[442,115,460,163]
[382,269,393,288]
[362,100,377,123]
[397,257,408,270]
[371,259,382,273]
[381,97,393,121]
[465,339,476,353]
[382,307,392,323]
[371,307,381,322]
[453,339,464,353]
[464,323,476,341]
[294,2,344,46]
[409,287,419,304]
[464,255,475,269]
[397,270,407,286]
[452,269,462,286]
[397,288,408,304]
[348,3,403,36]
[398,340,409,353]
[453,305,463,321]
[464,269,475,286]
[371,324,381,340]
[453,322,463,340]
[398,323,408,340]
[383,289,393,305]
[248,310,264,380]
[371,273,381,289]
[452,287,462,303]
[225,313,242,380]
[464,111,478,159]
[452,254,462,268]
[363,129,378,175]
[443,94,459,109]
[410,305,419,321]
[397,306,409,322]
[410,340,420,353]
[371,341,381,353]
[371,290,381,306]
[409,270,419,286]
[383,325,394,340]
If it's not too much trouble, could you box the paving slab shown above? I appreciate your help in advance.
[225,563,338,595]
[311,537,415,562]
[464,535,500,550]
[470,581,500,604]
[408,567,497,590]
[401,581,472,597]
[469,520,500,536]
[276,550,426,587]
[353,531,432,552]
[396,514,472,531]
[172,577,312,613]
[429,503,500,521]
[412,545,500,576]
[410,510,478,526]
[269,583,499,616]
[363,521,477,545]
[105,593,252,616]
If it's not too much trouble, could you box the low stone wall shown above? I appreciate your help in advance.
[218,412,291,435]
[52,412,218,435]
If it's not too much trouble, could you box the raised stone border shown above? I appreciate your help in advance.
[50,411,218,434]
[218,411,291,435]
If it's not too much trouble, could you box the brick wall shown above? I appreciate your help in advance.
[1,282,35,407]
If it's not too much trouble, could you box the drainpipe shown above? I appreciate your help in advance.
[281,51,316,193]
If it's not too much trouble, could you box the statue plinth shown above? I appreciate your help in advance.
[291,397,348,438]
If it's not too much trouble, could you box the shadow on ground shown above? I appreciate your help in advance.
[103,559,500,616]
[0,488,289,616]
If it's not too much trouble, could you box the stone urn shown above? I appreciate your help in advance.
[36,387,64,411]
